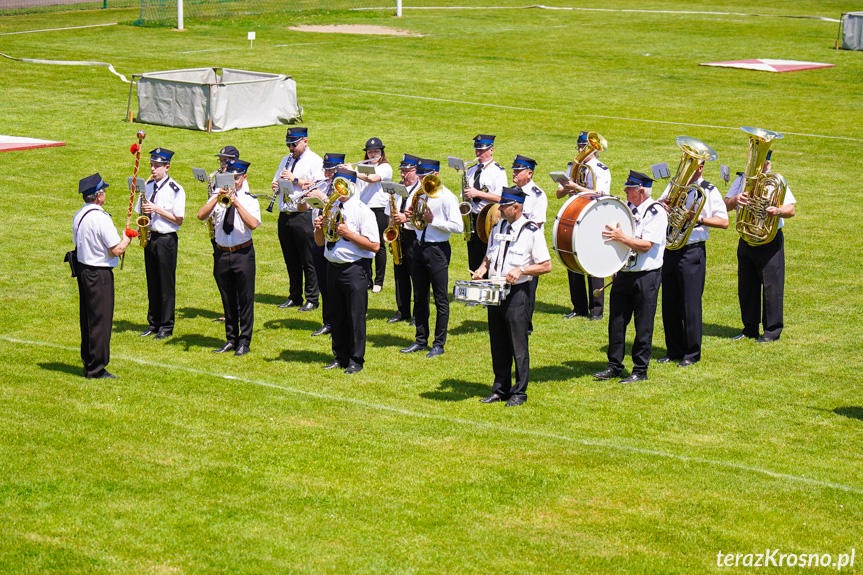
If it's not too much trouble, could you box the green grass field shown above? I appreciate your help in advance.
[1,1,863,572]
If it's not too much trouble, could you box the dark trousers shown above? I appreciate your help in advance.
[144,231,177,334]
[466,213,486,274]
[488,283,531,399]
[78,265,114,378]
[371,207,388,287]
[278,211,319,306]
[607,269,662,375]
[737,230,785,340]
[662,242,706,362]
[311,243,330,328]
[393,230,417,318]
[327,260,370,367]
[214,243,256,348]
[568,271,605,317]
[412,241,451,348]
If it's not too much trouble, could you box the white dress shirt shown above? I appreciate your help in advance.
[324,198,380,263]
[417,185,463,243]
[485,216,551,285]
[272,149,324,212]
[73,205,122,268]
[626,198,667,272]
[358,162,394,208]
[384,180,421,234]
[726,174,796,230]
[520,180,548,225]
[210,182,261,247]
[134,175,186,233]
[659,177,729,244]
[465,159,507,213]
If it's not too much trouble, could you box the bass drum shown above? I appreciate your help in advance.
[552,194,634,277]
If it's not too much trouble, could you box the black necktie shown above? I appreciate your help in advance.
[472,164,483,203]
[222,203,235,234]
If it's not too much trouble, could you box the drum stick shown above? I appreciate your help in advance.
[593,279,614,297]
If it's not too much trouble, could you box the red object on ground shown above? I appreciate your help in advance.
[699,59,835,73]
[0,135,65,152]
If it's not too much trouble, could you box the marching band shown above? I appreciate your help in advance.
[72,127,797,404]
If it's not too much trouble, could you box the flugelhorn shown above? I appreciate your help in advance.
[665,136,718,250]
[735,127,787,246]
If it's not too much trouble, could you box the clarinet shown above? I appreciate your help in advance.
[265,186,279,213]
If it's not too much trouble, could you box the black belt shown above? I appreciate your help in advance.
[619,268,661,276]
[328,260,361,269]
[150,231,177,238]
[419,241,447,247]
[78,263,111,271]
[281,210,307,217]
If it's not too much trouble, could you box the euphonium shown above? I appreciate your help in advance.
[736,126,787,246]
[570,131,608,188]
[665,136,718,250]
[322,173,356,243]
[383,191,402,266]
[411,174,441,231]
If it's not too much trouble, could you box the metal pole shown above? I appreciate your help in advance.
[177,0,184,30]
[396,0,402,18]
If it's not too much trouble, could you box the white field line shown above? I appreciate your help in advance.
[180,34,410,54]
[2,334,861,496]
[354,5,840,22]
[319,87,863,142]
[0,22,117,36]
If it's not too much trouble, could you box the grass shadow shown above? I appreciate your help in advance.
[165,334,226,351]
[255,293,289,306]
[534,300,572,315]
[176,307,222,320]
[262,318,320,331]
[367,307,395,322]
[704,323,741,339]
[531,359,609,383]
[367,333,413,349]
[448,319,487,336]
[833,407,863,421]
[420,378,489,402]
[266,348,333,364]
[38,362,81,377]
[113,319,149,334]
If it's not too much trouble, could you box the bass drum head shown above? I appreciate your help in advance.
[573,196,634,277]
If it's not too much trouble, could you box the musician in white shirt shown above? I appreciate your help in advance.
[385,153,422,324]
[355,137,393,292]
[463,134,508,271]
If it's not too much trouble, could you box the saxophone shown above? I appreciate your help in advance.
[665,136,718,250]
[735,127,787,246]
[458,159,479,241]
[383,191,402,265]
[136,175,155,247]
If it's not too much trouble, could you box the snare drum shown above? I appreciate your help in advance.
[552,194,635,277]
[453,280,511,306]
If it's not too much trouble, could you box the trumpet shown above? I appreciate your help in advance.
[217,192,233,207]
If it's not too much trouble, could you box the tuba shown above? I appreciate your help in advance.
[570,131,608,189]
[411,174,441,231]
[665,136,718,250]
[735,126,787,246]
[383,191,402,266]
[322,172,356,243]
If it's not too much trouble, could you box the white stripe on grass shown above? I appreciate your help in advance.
[0,22,117,36]
[2,334,860,495]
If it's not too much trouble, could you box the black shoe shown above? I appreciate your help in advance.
[387,312,405,324]
[480,393,506,404]
[620,373,648,384]
[505,396,527,407]
[140,329,156,337]
[656,356,677,364]
[86,371,118,379]
[678,359,698,368]
[344,363,363,375]
[756,336,778,343]
[153,332,171,341]
[563,311,582,319]
[233,345,249,356]
[401,343,429,354]
[312,325,331,337]
[409,318,416,327]
[426,346,444,358]
[593,368,622,380]
[278,299,298,309]
[589,315,603,321]
[731,333,755,341]
[213,342,236,353]
[298,302,319,312]
[323,360,343,370]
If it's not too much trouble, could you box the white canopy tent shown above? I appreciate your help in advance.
[126,68,302,133]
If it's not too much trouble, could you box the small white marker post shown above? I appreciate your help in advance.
[248,31,256,48]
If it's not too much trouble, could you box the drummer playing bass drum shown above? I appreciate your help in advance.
[472,187,551,407]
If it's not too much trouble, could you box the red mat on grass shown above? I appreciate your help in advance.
[0,135,65,152]
[700,59,835,73]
